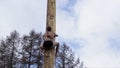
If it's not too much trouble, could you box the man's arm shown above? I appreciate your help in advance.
[43,33,47,39]
[54,33,58,37]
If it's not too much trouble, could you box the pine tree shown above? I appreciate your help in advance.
[0,31,20,68]
[0,30,86,68]
[0,40,7,68]
[19,30,43,68]
[55,43,81,68]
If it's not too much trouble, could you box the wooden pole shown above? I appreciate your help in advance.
[44,0,56,68]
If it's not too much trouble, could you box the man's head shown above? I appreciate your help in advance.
[47,26,52,31]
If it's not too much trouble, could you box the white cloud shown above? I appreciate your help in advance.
[72,0,120,67]
[0,0,47,38]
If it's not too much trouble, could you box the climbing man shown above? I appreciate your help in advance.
[40,26,59,57]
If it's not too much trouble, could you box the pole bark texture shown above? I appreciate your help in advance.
[44,0,56,68]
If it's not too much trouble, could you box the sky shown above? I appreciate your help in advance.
[0,0,120,68]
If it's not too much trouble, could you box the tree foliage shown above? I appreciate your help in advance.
[55,43,83,68]
[0,31,20,68]
[0,30,85,68]
[19,30,43,68]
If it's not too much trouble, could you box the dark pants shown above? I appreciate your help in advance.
[43,41,53,50]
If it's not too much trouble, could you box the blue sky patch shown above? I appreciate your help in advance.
[108,38,120,51]
[58,0,77,14]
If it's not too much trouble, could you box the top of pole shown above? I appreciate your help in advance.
[46,0,56,33]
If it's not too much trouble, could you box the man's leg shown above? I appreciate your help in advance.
[54,42,59,56]
[40,46,44,51]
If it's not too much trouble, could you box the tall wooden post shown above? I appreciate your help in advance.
[44,0,56,68]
